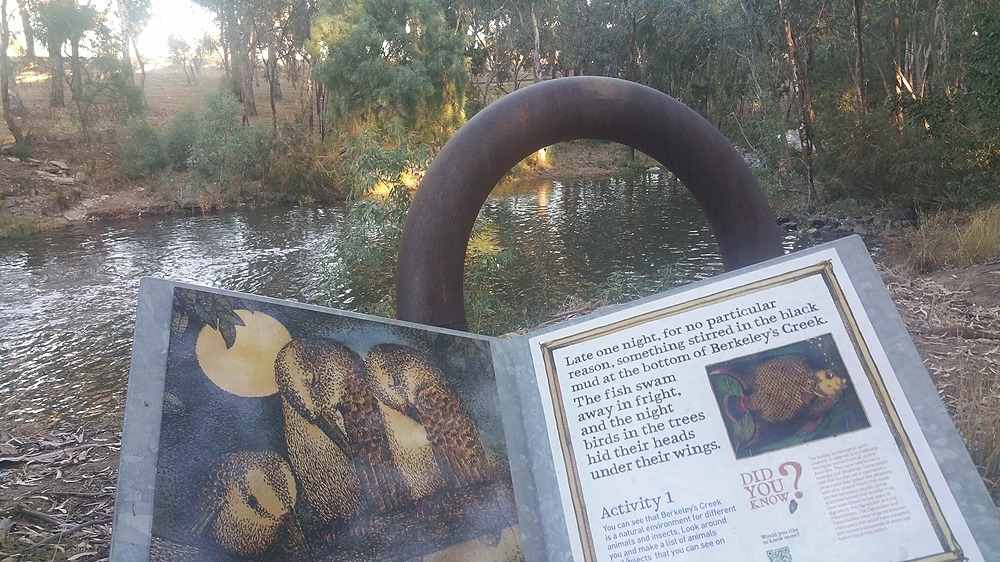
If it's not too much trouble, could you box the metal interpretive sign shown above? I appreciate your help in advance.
[112,236,1000,561]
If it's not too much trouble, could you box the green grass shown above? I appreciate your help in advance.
[0,213,40,238]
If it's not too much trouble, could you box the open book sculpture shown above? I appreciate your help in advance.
[111,236,1000,561]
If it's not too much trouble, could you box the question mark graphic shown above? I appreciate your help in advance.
[778,461,803,499]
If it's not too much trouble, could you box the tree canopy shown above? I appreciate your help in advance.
[1,0,998,208]
[312,0,469,137]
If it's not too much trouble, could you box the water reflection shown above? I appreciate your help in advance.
[484,174,743,303]
[0,176,798,427]
[0,207,345,427]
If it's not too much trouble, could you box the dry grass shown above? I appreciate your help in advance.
[880,263,1000,505]
[952,354,1000,501]
[896,205,1000,272]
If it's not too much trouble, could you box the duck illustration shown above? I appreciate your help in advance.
[188,450,309,560]
[150,537,226,562]
[275,338,409,523]
[364,344,491,493]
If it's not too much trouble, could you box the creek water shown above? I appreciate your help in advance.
[0,174,799,427]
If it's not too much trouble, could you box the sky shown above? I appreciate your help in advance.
[136,0,218,60]
[6,0,219,61]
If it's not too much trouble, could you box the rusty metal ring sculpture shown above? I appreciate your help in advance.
[396,77,782,330]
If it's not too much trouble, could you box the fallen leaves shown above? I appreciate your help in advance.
[0,428,119,562]
[880,262,1000,507]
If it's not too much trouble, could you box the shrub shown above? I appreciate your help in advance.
[817,91,999,210]
[117,120,167,178]
[0,213,39,238]
[265,125,341,203]
[165,109,199,170]
[320,124,426,315]
[187,91,273,193]
[818,108,958,207]
[596,265,687,305]
[463,233,539,335]
[321,122,530,332]
[122,82,145,117]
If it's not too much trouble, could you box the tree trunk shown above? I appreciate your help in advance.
[625,0,637,82]
[265,31,282,104]
[241,55,257,117]
[315,82,327,141]
[15,0,33,58]
[779,0,817,204]
[1,0,24,147]
[267,49,278,132]
[223,0,255,116]
[133,40,146,91]
[852,0,867,113]
[269,56,282,99]
[70,39,83,102]
[7,73,25,117]
[117,0,134,87]
[223,2,242,97]
[925,0,942,95]
[220,37,232,81]
[49,39,64,107]
[530,3,541,83]
[892,0,904,127]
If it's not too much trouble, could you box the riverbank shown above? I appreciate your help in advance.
[0,65,297,239]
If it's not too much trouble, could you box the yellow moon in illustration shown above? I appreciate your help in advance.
[195,310,292,397]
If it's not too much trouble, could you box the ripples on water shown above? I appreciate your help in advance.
[0,175,799,427]
[0,207,344,427]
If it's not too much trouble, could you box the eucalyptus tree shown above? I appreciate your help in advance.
[460,0,546,96]
[1,0,25,147]
[638,1,747,114]
[167,34,193,83]
[465,6,526,107]
[556,0,624,77]
[502,0,545,82]
[249,0,319,130]
[777,0,818,201]
[65,2,98,103]
[194,0,257,115]
[312,0,469,139]
[16,0,34,57]
[34,0,102,107]
[281,0,316,90]
[117,0,151,89]
[36,0,75,106]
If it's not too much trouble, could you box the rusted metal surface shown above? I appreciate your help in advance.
[396,77,782,331]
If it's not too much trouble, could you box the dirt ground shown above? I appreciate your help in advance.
[1,68,999,561]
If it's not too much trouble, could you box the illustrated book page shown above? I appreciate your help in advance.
[112,279,525,561]
[527,236,994,562]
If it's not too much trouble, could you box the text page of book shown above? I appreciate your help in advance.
[529,248,982,562]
